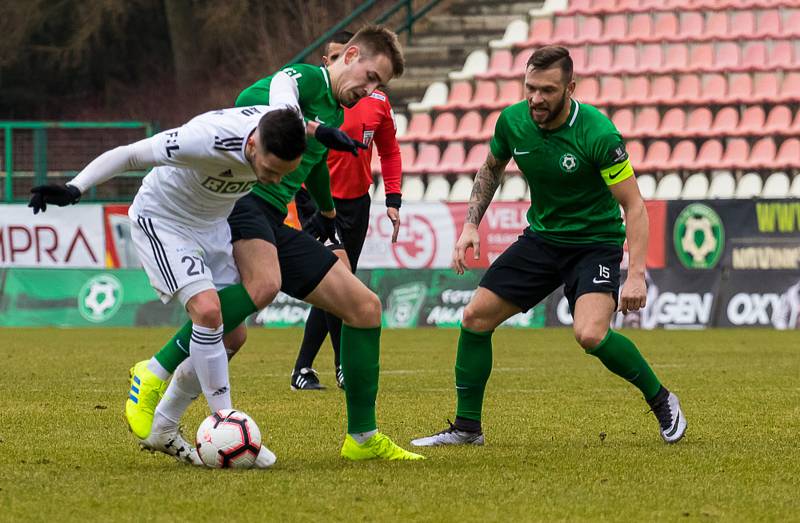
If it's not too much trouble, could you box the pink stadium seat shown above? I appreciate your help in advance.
[603,15,628,43]
[677,12,704,42]
[399,113,432,142]
[791,108,800,132]
[371,148,381,174]
[625,14,653,43]
[763,105,793,135]
[774,138,800,168]
[694,139,724,169]
[399,144,416,167]
[688,44,714,72]
[617,0,644,12]
[569,46,587,71]
[585,46,614,75]
[566,0,591,13]
[734,106,766,136]
[632,107,661,136]
[587,0,616,14]
[668,140,697,170]
[508,51,531,79]
[703,12,729,41]
[649,76,676,104]
[728,10,756,39]
[721,138,749,169]
[653,13,679,42]
[609,45,638,74]
[437,81,472,110]
[466,80,498,110]
[453,111,483,141]
[739,42,768,72]
[755,10,781,38]
[626,140,645,167]
[521,18,554,47]
[766,42,793,70]
[727,74,753,103]
[747,137,777,169]
[552,16,578,44]
[478,51,513,80]
[658,108,686,137]
[640,140,670,171]
[661,43,689,73]
[438,142,467,173]
[462,143,489,173]
[612,108,635,136]
[574,77,600,104]
[684,107,713,137]
[478,111,501,140]
[639,0,665,9]
[778,73,800,103]
[698,74,727,103]
[784,11,800,37]
[408,144,441,174]
[495,81,523,108]
[674,75,701,104]
[576,16,603,44]
[751,73,780,103]
[637,44,663,74]
[429,113,458,141]
[600,77,625,105]
[713,43,740,72]
[625,76,650,104]
[709,106,739,136]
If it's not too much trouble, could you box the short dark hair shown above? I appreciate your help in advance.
[526,46,573,82]
[327,30,354,52]
[257,107,306,161]
[346,25,405,78]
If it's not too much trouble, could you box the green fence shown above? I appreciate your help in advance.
[1,121,154,203]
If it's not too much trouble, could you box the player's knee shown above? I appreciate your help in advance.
[574,325,606,350]
[187,293,223,327]
[245,276,280,309]
[461,303,493,332]
[344,291,381,328]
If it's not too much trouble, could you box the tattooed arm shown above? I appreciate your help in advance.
[453,152,510,274]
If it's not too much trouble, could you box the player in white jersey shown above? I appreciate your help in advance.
[29,106,306,466]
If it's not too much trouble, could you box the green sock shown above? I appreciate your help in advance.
[340,325,380,434]
[153,284,258,374]
[455,327,493,422]
[587,329,662,401]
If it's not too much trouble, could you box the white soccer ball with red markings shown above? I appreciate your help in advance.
[196,409,262,469]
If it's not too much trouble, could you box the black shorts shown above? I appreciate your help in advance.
[480,228,623,314]
[227,193,338,300]
[295,188,371,272]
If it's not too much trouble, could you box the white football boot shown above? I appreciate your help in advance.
[140,429,203,466]
[648,387,687,443]
[411,420,485,447]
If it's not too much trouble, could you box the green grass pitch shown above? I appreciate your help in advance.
[1,327,799,522]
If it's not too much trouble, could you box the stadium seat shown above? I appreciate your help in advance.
[734,106,765,136]
[694,139,725,169]
[735,172,763,198]
[626,14,653,43]
[698,74,727,104]
[463,143,489,173]
[408,82,448,113]
[508,51,532,79]
[728,10,755,39]
[655,172,683,199]
[402,176,426,201]
[637,44,663,74]
[449,50,489,81]
[653,13,679,42]
[612,108,634,136]
[407,144,440,174]
[637,174,657,199]
[609,45,638,75]
[436,81,472,110]
[528,0,568,18]
[429,112,458,141]
[761,171,790,197]
[399,113,432,142]
[437,142,466,173]
[763,105,793,135]
[688,44,714,72]
[677,12,704,42]
[661,44,689,74]
[394,113,408,138]
[479,50,513,80]
[569,46,587,71]
[674,75,701,104]
[627,140,646,167]
[714,42,740,72]
[785,11,800,37]
[370,148,381,174]
[453,111,483,141]
[506,157,521,175]
[449,175,474,201]
[499,175,528,201]
[600,76,625,105]
[574,77,600,104]
[792,109,800,132]
[520,18,553,47]
[778,73,800,103]
[739,42,768,72]
[755,9,781,38]
[721,138,750,169]
[640,140,670,172]
[399,144,416,170]
[747,137,777,169]
[495,81,523,108]
[707,170,736,198]
[703,11,729,41]
[751,73,780,103]
[658,108,686,137]
[464,80,497,110]
[684,107,713,137]
[681,172,709,199]
[490,19,530,49]
[727,74,752,104]
[423,174,452,201]
[478,111,501,141]
[576,16,603,44]
[625,76,650,105]
[551,16,577,43]
[602,14,628,43]
[668,140,697,170]
[632,107,660,137]
[766,41,793,70]
[372,177,385,200]
[789,173,800,198]
[774,138,800,169]
[585,46,614,75]
[649,76,677,104]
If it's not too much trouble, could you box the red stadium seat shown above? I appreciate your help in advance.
[698,74,727,103]
[632,107,661,136]
[747,137,777,169]
[684,107,713,137]
[462,143,489,173]
[576,16,603,44]
[784,11,800,37]
[637,44,663,74]
[649,76,676,104]
[709,106,739,136]
[778,73,800,103]
[703,12,729,41]
[766,41,793,70]
[625,14,653,43]
[612,108,635,136]
[602,15,628,43]
[508,51,531,79]
[674,75,701,104]
[774,138,800,168]
[734,106,766,136]
[569,46,587,71]
[587,0,616,14]
[626,140,645,167]
[495,81,523,108]
[721,138,749,169]
[640,140,670,171]
[791,108,800,132]
[438,142,467,173]
[728,10,756,39]
[466,80,498,110]
[565,0,591,14]
[552,16,578,44]
[585,46,614,75]
[399,144,416,168]
[688,44,714,72]
[727,74,753,103]
[739,42,768,72]
[609,45,638,75]
[751,73,780,103]
[661,43,689,73]
[399,113,432,142]
[625,76,651,105]
[429,113,458,141]
[755,10,781,38]
[668,140,697,170]
[520,18,553,47]
[437,81,472,110]
[408,144,441,174]
[658,108,686,137]
[600,77,625,105]
[478,51,513,80]
[714,42,740,72]
[478,111,501,140]
[677,12,704,42]
[694,139,724,169]
[653,13,679,42]
[453,111,483,141]
[763,105,793,135]
[617,0,644,12]
[574,77,600,104]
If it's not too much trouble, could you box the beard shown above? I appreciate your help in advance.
[529,90,568,125]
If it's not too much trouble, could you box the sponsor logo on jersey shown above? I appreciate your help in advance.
[362,129,375,147]
[610,144,628,164]
[200,177,256,194]
[513,147,530,155]
[559,153,578,173]
[218,169,233,178]
[214,136,244,151]
[673,203,724,269]
[370,92,386,101]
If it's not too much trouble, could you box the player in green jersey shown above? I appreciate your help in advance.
[127,25,424,462]
[412,46,687,447]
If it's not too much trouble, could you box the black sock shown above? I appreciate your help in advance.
[294,306,328,371]
[454,416,482,433]
[326,311,343,368]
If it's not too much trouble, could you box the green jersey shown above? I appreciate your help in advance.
[236,63,344,214]
[490,99,634,246]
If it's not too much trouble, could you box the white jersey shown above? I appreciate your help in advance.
[132,105,277,227]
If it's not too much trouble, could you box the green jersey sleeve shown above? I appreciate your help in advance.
[489,110,512,162]
[588,113,634,186]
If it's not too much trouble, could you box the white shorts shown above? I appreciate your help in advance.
[129,210,240,306]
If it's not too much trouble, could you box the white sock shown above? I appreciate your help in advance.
[152,359,201,433]
[350,429,378,444]
[189,324,231,413]
[146,357,171,381]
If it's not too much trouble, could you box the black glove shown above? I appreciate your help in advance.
[302,211,337,243]
[28,184,82,214]
[314,125,367,157]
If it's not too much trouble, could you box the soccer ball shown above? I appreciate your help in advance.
[196,409,262,469]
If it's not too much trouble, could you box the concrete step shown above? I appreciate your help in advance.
[415,14,522,34]
[447,0,542,15]
[403,45,487,66]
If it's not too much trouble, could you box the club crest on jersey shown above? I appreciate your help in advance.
[559,153,579,173]
[201,176,256,194]
[362,129,375,147]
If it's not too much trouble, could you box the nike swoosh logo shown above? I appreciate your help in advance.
[608,166,625,179]
[513,148,530,155]
[455,385,468,390]
[592,278,611,284]
[176,339,188,354]
[665,412,681,438]
[314,115,325,124]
